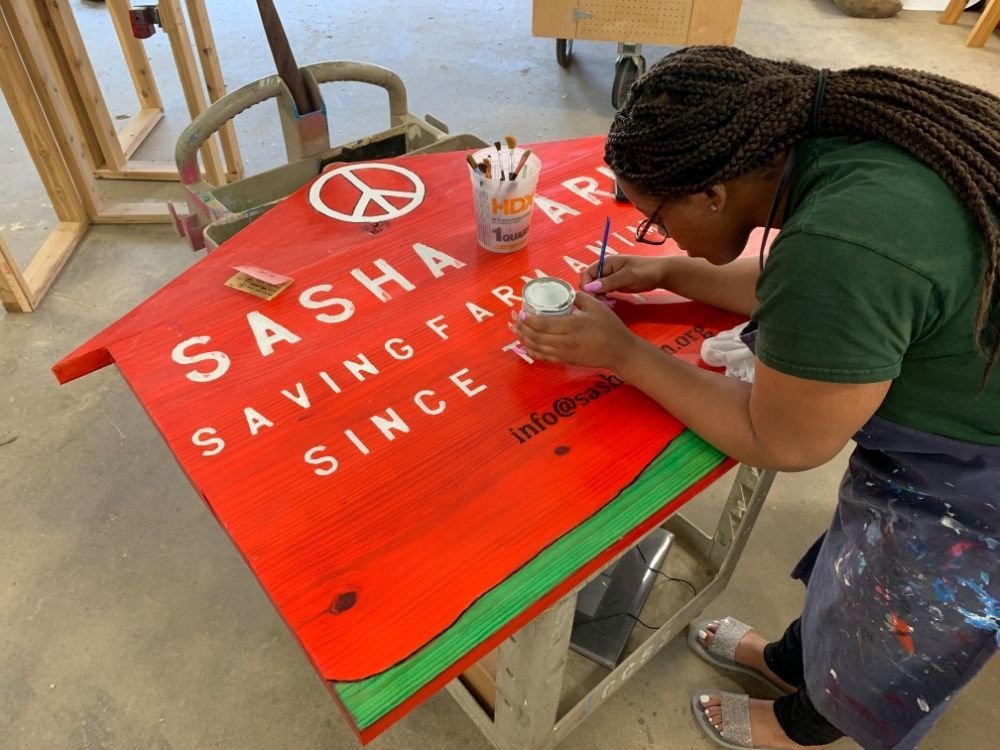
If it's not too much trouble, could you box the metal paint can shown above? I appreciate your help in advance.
[522,278,575,317]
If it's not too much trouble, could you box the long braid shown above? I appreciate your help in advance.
[606,46,1000,376]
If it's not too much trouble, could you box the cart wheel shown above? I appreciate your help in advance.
[612,55,645,109]
[556,38,573,67]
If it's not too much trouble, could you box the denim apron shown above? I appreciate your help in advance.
[741,322,1000,750]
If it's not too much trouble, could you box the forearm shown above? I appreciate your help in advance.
[617,338,787,470]
[658,257,760,316]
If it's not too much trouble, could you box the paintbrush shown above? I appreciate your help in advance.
[480,158,492,179]
[465,153,480,173]
[596,216,611,279]
[494,140,505,181]
[511,149,532,180]
[504,134,517,180]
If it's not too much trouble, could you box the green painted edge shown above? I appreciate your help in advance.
[334,429,725,728]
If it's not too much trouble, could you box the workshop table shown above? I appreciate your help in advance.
[53,136,775,748]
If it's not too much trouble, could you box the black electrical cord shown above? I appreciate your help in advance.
[636,545,699,597]
[574,546,701,631]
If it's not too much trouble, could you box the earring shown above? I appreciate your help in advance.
[709,204,718,212]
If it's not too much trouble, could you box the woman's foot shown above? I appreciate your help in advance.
[698,694,824,749]
[697,621,797,694]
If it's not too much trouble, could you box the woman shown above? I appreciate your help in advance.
[514,47,999,750]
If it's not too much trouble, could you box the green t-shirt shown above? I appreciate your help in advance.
[752,137,1000,445]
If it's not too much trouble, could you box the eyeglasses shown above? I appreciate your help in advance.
[635,198,669,245]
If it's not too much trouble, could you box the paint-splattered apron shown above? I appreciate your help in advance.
[741,323,1000,750]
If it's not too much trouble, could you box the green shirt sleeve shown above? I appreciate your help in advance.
[752,231,938,384]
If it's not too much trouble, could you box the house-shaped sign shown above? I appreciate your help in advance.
[53,137,740,742]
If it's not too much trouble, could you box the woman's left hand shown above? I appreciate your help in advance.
[512,292,640,371]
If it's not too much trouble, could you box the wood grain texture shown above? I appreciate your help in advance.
[0,233,34,312]
[0,2,87,222]
[53,137,743,741]
[106,0,163,110]
[967,0,1000,47]
[0,0,102,218]
[185,0,243,180]
[37,0,127,171]
[156,0,225,185]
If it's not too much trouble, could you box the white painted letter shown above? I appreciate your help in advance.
[426,315,450,340]
[171,336,230,383]
[412,243,465,278]
[192,427,225,457]
[299,284,355,324]
[244,407,274,436]
[370,408,410,440]
[414,389,446,415]
[450,368,488,397]
[492,285,521,307]
[465,302,494,323]
[534,194,581,225]
[351,259,415,302]
[344,429,371,455]
[343,353,379,382]
[385,338,414,360]
[318,371,342,394]
[502,342,535,364]
[561,176,615,205]
[305,446,338,476]
[247,311,301,357]
[281,382,311,409]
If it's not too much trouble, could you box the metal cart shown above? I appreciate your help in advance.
[171,0,485,251]
[533,0,745,109]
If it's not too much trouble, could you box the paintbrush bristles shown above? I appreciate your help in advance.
[494,141,505,181]
[504,135,517,180]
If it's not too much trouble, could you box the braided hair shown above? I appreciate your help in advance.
[606,46,1000,377]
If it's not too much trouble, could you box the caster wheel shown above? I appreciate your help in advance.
[612,55,645,109]
[556,38,573,67]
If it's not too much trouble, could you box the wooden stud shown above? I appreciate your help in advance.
[37,0,127,172]
[116,107,166,161]
[939,0,968,25]
[0,3,86,222]
[106,0,163,110]
[185,0,243,181]
[95,160,180,182]
[0,233,35,312]
[33,1,105,172]
[95,203,174,224]
[1,0,103,219]
[156,0,226,186]
[20,221,88,303]
[967,0,1000,47]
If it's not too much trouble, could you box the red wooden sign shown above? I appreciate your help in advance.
[54,137,742,741]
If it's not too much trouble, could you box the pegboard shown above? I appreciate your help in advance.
[533,0,743,46]
[579,1,692,42]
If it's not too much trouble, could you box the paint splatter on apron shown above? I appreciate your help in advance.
[741,322,1000,750]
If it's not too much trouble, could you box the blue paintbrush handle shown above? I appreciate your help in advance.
[597,217,611,279]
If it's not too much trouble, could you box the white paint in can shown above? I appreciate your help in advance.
[522,278,575,316]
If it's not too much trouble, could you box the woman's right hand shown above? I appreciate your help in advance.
[580,255,671,295]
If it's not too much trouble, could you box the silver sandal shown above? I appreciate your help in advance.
[691,690,772,750]
[688,617,788,695]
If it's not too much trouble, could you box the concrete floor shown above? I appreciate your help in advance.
[1,1,997,748]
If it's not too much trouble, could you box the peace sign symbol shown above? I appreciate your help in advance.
[308,163,426,223]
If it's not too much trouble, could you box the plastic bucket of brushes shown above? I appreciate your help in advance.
[467,146,542,253]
